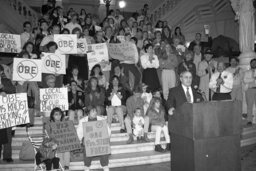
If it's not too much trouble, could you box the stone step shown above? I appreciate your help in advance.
[11,140,168,159]
[0,151,170,170]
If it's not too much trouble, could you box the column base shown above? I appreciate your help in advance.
[238,51,256,70]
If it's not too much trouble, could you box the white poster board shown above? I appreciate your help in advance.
[12,58,42,82]
[54,34,78,54]
[41,53,66,74]
[0,33,21,53]
[77,38,88,54]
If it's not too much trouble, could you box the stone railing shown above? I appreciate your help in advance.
[149,0,182,24]
[6,0,39,27]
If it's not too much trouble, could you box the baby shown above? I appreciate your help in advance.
[133,108,145,142]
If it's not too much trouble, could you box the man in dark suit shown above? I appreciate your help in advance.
[167,71,203,117]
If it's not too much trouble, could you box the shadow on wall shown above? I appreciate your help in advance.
[0,24,12,34]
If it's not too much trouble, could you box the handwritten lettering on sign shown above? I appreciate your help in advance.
[54,34,77,54]
[108,42,138,63]
[42,53,66,74]
[0,93,29,129]
[77,38,88,54]
[12,58,42,82]
[0,33,21,53]
[83,120,111,157]
[48,121,81,153]
[40,88,69,112]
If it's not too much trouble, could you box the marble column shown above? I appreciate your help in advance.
[231,0,256,70]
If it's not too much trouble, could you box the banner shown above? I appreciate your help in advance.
[48,121,81,153]
[41,53,66,74]
[108,42,138,63]
[0,33,21,53]
[54,34,77,54]
[83,120,111,157]
[40,87,68,112]
[87,43,109,71]
[0,93,29,129]
[12,58,42,82]
[77,38,88,54]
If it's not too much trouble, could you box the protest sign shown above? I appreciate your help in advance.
[47,121,81,153]
[41,53,66,74]
[77,38,88,54]
[83,120,111,157]
[0,33,21,53]
[54,34,77,54]
[87,43,109,71]
[108,42,138,63]
[0,93,29,129]
[40,87,68,112]
[13,58,42,82]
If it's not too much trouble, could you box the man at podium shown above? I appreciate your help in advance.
[167,70,203,116]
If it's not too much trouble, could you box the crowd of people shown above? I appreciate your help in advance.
[0,0,255,171]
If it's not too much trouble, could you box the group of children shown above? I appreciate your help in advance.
[36,93,170,171]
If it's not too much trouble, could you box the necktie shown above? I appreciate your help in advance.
[216,72,222,93]
[186,87,191,103]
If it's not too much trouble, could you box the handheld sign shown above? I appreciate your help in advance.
[54,34,77,54]
[40,87,69,112]
[87,43,109,71]
[0,93,29,129]
[47,121,81,153]
[77,38,88,54]
[41,53,66,74]
[83,120,111,157]
[108,42,138,63]
[0,33,21,53]
[13,58,42,82]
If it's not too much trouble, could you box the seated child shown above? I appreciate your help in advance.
[132,108,145,142]
[35,137,60,171]
[147,97,170,152]
[76,106,110,171]
[141,83,152,115]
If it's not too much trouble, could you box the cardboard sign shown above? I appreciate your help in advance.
[54,34,77,54]
[77,38,88,54]
[12,58,42,82]
[0,33,21,53]
[87,43,109,71]
[83,120,111,157]
[108,42,138,63]
[0,93,29,129]
[41,53,66,74]
[48,121,81,153]
[40,88,69,112]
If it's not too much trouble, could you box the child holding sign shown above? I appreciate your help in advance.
[76,106,110,171]
[46,108,70,170]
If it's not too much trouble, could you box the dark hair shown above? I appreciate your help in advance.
[144,43,153,52]
[250,58,256,65]
[46,41,58,50]
[90,64,103,76]
[61,28,70,34]
[148,97,163,112]
[18,50,31,58]
[40,19,48,26]
[72,27,82,35]
[229,57,239,63]
[70,80,77,86]
[196,32,201,37]
[134,85,142,93]
[134,107,142,114]
[50,107,64,122]
[131,37,138,44]
[23,21,31,28]
[174,27,183,36]
[87,76,101,93]
[0,65,4,72]
[108,75,121,90]
[23,41,35,52]
[108,9,114,16]
[80,9,86,15]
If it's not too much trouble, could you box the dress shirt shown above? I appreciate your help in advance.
[181,84,194,103]
[243,69,256,90]
[209,70,233,93]
[226,67,243,87]
[140,54,159,69]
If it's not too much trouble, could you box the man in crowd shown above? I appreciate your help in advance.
[188,33,212,54]
[244,59,256,126]
[20,21,34,48]
[209,61,233,100]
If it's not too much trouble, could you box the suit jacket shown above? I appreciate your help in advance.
[166,85,203,110]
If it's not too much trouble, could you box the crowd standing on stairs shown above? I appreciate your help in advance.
[0,0,254,170]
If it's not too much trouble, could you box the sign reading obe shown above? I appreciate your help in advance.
[42,53,66,74]
[54,34,78,54]
[13,58,42,82]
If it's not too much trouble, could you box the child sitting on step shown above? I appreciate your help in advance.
[76,106,110,171]
[147,97,170,152]
[133,108,145,142]
[35,137,60,171]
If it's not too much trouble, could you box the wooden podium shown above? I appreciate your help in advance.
[169,100,242,171]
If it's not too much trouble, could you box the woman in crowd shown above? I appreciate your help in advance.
[23,41,38,59]
[106,76,126,133]
[68,81,84,124]
[173,26,185,45]
[84,77,105,115]
[162,26,172,45]
[65,65,84,92]
[140,43,160,92]
[90,64,107,88]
